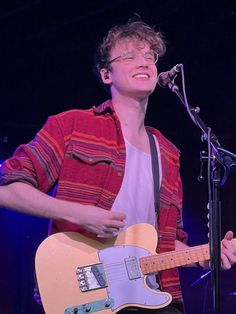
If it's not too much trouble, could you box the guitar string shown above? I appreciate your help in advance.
[100,245,210,279]
[92,240,236,285]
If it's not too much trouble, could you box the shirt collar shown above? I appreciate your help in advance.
[93,99,115,115]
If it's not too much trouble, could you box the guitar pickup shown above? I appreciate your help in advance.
[76,263,107,292]
[125,257,141,280]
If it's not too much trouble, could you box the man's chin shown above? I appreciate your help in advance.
[134,88,155,99]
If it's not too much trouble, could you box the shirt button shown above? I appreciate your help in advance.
[88,158,93,162]
[117,172,122,177]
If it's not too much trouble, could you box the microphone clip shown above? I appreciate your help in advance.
[167,78,179,93]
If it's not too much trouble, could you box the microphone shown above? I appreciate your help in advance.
[157,64,182,88]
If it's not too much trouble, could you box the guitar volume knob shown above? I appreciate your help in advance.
[104,300,111,307]
[85,304,91,312]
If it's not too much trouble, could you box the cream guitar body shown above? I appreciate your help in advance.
[35,223,236,314]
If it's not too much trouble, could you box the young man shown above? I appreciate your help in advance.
[0,19,235,314]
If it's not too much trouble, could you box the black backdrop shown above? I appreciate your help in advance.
[0,1,236,313]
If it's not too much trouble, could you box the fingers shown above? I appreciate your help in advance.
[108,211,126,229]
[96,226,120,238]
[97,232,118,238]
[109,211,126,223]
[221,231,236,270]
[82,207,126,237]
[223,230,234,241]
[111,211,126,222]
[108,219,125,229]
[77,205,127,237]
[96,212,126,238]
[98,215,125,238]
[221,253,232,270]
[198,260,210,269]
[104,227,120,233]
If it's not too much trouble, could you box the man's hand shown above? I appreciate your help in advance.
[176,232,236,270]
[70,204,126,238]
[0,183,126,238]
[221,231,236,270]
[199,231,236,269]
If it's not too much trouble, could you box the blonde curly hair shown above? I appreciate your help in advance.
[95,18,166,75]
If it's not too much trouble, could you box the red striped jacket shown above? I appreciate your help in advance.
[0,100,188,305]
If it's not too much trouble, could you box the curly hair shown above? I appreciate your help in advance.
[94,18,166,81]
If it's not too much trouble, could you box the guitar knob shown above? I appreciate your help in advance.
[104,300,111,307]
[85,304,91,312]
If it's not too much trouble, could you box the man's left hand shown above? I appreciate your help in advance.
[221,231,236,270]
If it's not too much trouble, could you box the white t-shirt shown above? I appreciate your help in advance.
[111,137,162,232]
[111,136,162,289]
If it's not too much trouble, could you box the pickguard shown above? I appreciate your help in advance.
[98,245,171,311]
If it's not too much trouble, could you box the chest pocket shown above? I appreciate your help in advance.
[56,144,115,207]
[62,144,114,188]
[70,144,113,165]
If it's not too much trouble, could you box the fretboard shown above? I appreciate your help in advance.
[140,239,236,274]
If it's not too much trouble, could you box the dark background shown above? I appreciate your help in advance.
[0,1,236,313]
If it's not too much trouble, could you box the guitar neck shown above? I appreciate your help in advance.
[140,239,236,274]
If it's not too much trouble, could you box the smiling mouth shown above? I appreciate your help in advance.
[132,73,150,79]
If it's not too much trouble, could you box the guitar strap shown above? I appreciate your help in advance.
[147,130,160,217]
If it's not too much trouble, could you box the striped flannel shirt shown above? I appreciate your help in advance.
[0,99,188,306]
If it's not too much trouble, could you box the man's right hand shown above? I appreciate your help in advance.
[67,204,126,238]
[0,182,126,238]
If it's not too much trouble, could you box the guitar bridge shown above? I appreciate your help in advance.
[76,263,107,292]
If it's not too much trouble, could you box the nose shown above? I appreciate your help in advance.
[135,54,149,67]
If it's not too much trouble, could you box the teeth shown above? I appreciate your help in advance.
[134,74,149,78]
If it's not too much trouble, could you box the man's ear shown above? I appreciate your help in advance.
[100,68,112,84]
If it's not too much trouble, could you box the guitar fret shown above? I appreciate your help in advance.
[139,243,213,274]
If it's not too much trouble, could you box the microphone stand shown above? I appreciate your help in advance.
[164,66,236,314]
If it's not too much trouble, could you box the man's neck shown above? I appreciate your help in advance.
[112,95,151,153]
[112,95,147,133]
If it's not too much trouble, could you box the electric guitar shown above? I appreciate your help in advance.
[35,223,236,314]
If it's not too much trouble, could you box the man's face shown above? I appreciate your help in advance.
[100,38,158,101]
